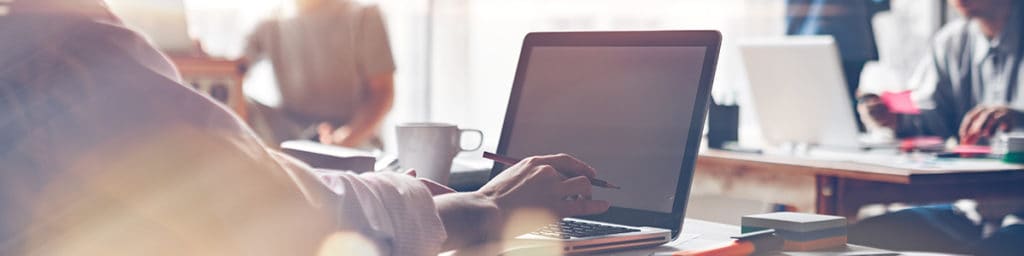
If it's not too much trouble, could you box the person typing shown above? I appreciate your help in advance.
[0,1,609,255]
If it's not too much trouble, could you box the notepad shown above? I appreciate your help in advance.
[742,212,848,251]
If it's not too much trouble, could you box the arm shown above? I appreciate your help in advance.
[859,29,960,139]
[320,72,394,147]
[236,21,270,76]
[319,5,397,147]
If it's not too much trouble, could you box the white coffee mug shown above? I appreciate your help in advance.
[396,123,483,185]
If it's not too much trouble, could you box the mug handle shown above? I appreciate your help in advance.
[459,129,484,152]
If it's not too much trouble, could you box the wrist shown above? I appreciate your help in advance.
[467,191,503,237]
[435,192,503,249]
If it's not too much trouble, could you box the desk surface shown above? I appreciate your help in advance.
[699,149,1024,184]
[599,218,895,256]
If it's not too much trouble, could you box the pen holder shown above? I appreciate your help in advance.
[707,102,739,149]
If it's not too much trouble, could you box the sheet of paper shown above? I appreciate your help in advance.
[850,157,1024,173]
[881,90,920,114]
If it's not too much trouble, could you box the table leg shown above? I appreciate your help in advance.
[816,176,839,215]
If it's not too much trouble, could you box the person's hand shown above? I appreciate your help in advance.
[959,106,1021,145]
[857,94,899,130]
[433,154,611,250]
[317,123,363,148]
[477,154,611,218]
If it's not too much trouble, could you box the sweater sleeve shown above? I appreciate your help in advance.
[310,168,448,256]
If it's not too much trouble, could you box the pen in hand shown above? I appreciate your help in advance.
[483,152,621,189]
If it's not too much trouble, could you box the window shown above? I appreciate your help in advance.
[427,0,785,152]
[182,0,787,152]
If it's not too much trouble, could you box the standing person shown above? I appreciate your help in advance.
[859,0,1024,145]
[0,1,610,255]
[242,0,395,149]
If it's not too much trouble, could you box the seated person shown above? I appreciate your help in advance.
[0,1,609,255]
[241,0,394,149]
[859,0,1024,145]
[852,0,1023,255]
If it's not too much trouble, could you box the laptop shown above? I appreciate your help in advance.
[739,36,893,151]
[490,31,721,254]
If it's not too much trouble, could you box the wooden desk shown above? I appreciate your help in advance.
[696,149,1024,220]
[602,218,894,256]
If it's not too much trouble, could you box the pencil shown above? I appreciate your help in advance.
[482,152,621,189]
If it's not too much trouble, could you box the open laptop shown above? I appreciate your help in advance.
[739,36,892,150]
[490,31,721,254]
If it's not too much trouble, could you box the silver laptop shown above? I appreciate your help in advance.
[739,36,893,150]
[490,31,721,254]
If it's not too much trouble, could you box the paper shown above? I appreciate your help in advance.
[851,157,1024,173]
[881,90,920,114]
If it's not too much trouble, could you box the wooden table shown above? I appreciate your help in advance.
[696,149,1024,220]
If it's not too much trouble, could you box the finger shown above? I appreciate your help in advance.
[318,123,335,144]
[967,109,996,143]
[533,165,566,181]
[960,107,985,141]
[558,176,593,196]
[981,111,1009,138]
[857,93,881,102]
[559,199,611,217]
[404,169,417,177]
[526,154,597,178]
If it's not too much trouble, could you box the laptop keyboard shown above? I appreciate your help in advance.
[531,220,641,239]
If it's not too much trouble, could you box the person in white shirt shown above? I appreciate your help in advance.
[242,0,395,149]
[0,1,610,255]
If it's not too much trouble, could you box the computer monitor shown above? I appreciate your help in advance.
[739,36,863,149]
[491,31,721,237]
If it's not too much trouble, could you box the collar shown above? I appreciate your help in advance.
[970,8,1022,65]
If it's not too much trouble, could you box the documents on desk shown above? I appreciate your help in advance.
[782,148,1024,174]
[854,157,1024,173]
[598,235,893,256]
[593,219,895,256]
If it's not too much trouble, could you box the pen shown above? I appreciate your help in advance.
[482,151,621,189]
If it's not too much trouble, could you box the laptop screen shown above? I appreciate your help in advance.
[502,45,708,213]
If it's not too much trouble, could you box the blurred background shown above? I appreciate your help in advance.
[108,0,939,153]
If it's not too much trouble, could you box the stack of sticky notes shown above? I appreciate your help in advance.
[741,212,847,251]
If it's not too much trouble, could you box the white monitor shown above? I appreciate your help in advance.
[739,36,861,149]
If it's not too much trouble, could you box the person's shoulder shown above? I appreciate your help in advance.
[931,18,972,52]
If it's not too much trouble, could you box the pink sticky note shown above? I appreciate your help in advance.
[951,145,991,155]
[881,90,920,114]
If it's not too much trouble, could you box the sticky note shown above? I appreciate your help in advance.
[951,145,991,155]
[881,90,920,114]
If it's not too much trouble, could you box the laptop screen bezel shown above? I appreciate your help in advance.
[489,30,721,239]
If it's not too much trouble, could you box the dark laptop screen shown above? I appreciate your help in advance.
[503,46,707,213]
